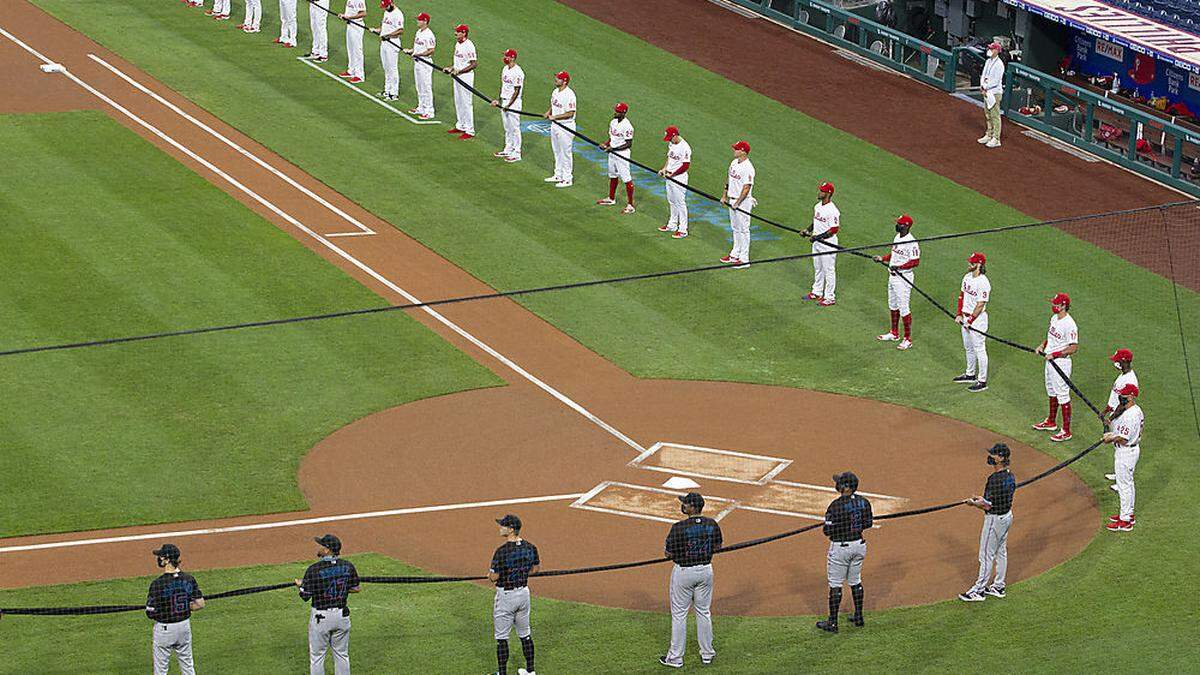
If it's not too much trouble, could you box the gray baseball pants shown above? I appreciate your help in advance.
[969,511,1012,593]
[826,540,867,587]
[152,619,195,675]
[493,587,532,640]
[308,606,351,675]
[663,563,715,666]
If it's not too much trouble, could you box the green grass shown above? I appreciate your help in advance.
[10,0,1200,669]
[0,111,501,537]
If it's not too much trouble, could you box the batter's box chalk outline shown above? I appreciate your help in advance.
[569,481,739,524]
[628,442,793,486]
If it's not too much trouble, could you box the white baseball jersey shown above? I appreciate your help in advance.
[550,86,576,121]
[665,139,692,177]
[608,118,634,153]
[1107,370,1140,411]
[1110,404,1143,448]
[727,158,755,199]
[1045,314,1079,356]
[961,273,991,315]
[413,27,435,55]
[812,201,840,237]
[344,0,365,17]
[500,64,525,102]
[453,38,476,70]
[380,8,403,37]
[888,232,920,270]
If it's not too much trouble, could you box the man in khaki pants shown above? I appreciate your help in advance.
[979,42,1005,148]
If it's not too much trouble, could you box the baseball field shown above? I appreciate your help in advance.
[0,0,1197,672]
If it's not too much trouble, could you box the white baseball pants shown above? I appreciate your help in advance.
[666,174,688,233]
[968,511,1011,594]
[1044,358,1072,404]
[414,61,434,115]
[886,270,913,314]
[1114,446,1139,520]
[152,620,195,675]
[811,239,837,300]
[550,123,575,181]
[826,540,866,587]
[607,150,632,183]
[492,587,532,640]
[242,0,261,30]
[501,105,522,158]
[452,73,475,134]
[278,0,297,44]
[663,564,715,667]
[345,23,364,79]
[309,607,351,675]
[309,0,329,58]
[212,0,230,17]
[962,313,989,381]
[728,201,753,262]
[381,43,400,97]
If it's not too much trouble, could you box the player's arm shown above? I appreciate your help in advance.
[380,26,403,40]
[967,300,986,324]
[1102,431,1129,444]
[732,184,751,208]
[713,522,724,553]
[719,182,730,205]
[459,57,478,75]
[811,213,839,242]
[1034,338,1048,356]
[348,563,361,593]
[1052,343,1078,358]
[872,251,891,264]
[862,501,874,531]
[145,584,159,620]
[189,580,206,610]
[821,504,836,537]
[295,566,316,599]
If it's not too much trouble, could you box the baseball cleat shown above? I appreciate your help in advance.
[458,133,475,140]
[518,670,535,675]
[1031,420,1058,431]
[701,657,713,665]
[283,42,295,48]
[544,176,561,183]
[1108,514,1135,523]
[205,9,215,15]
[314,56,328,62]
[896,338,913,350]
[215,15,230,20]
[1109,484,1119,492]
[303,52,315,58]
[419,113,435,120]
[720,255,736,264]
[986,138,1002,148]
[622,205,636,214]
[657,656,683,668]
[504,156,521,163]
[817,298,836,307]
[804,293,822,301]
[815,619,838,633]
[846,614,865,627]
[493,151,511,158]
[1050,431,1072,442]
[977,135,992,144]
[235,24,247,29]
[596,197,617,205]
[408,108,421,114]
[968,382,988,392]
[734,261,750,269]
[984,587,1005,598]
[338,71,352,78]
[1104,473,1116,480]
[657,225,676,232]
[672,231,688,239]
[958,591,985,602]
[1106,519,1133,532]
[273,38,282,43]
[952,373,976,382]
[347,77,364,84]
[446,128,462,134]
[555,180,573,188]
[876,332,899,342]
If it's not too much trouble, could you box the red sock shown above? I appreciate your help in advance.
[608,178,618,200]
[1061,402,1072,433]
[625,181,635,206]
[889,310,900,335]
[902,314,912,339]
[1047,397,1059,424]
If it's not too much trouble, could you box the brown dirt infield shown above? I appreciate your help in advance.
[0,1,1101,616]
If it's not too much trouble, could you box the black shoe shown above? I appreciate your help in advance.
[952,373,976,383]
[968,381,988,392]
[847,614,864,627]
[816,619,838,633]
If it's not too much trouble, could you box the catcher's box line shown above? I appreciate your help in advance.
[629,441,793,486]
[0,25,646,458]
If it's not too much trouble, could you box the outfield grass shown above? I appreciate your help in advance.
[0,111,500,537]
[11,0,1200,668]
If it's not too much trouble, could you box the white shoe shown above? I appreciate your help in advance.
[986,138,1001,148]
[1110,484,1119,492]
[419,113,435,120]
[555,180,573,188]
[897,338,913,350]
[1104,473,1116,481]
[596,197,616,205]
[494,151,511,158]
[504,156,521,163]
[977,135,991,144]
[621,204,636,214]
[544,176,560,183]
[876,332,899,342]
[518,670,535,675]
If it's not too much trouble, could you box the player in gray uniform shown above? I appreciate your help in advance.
[960,443,1016,601]
[296,534,360,675]
[659,492,723,668]
[145,543,205,675]
[489,514,540,675]
[817,472,872,632]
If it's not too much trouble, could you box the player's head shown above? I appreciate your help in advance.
[153,543,181,569]
[502,48,517,65]
[832,471,859,495]
[663,125,681,143]
[678,492,705,515]
[817,181,834,203]
[555,71,570,88]
[455,24,468,42]
[613,101,629,120]
[731,140,750,159]
[1110,348,1133,372]
[380,0,393,9]
[987,41,1002,58]
[496,514,522,537]
[986,443,1011,468]
[1051,292,1070,314]
[895,214,914,235]
[967,251,986,274]
[416,12,430,27]
[1116,383,1139,406]
[314,534,342,558]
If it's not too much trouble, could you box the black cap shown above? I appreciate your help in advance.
[678,492,705,510]
[833,471,859,492]
[152,543,181,561]
[988,443,1011,460]
[314,534,342,554]
[496,514,522,531]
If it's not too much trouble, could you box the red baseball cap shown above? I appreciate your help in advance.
[968,251,987,264]
[455,23,468,34]
[732,140,751,153]
[1109,348,1134,363]
[503,48,517,59]
[417,12,430,22]
[1051,292,1071,307]
[1116,383,1140,397]
[555,70,570,83]
[818,181,834,194]
[379,0,392,8]
[663,125,680,141]
[895,214,914,227]
[988,42,1003,51]
[614,102,629,114]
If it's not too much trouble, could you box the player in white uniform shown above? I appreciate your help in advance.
[597,102,636,214]
[210,0,232,20]
[1102,384,1143,531]
[275,0,297,47]
[238,0,261,33]
[873,215,920,349]
[442,25,477,139]
[657,125,692,238]
[953,252,991,392]
[1032,293,1078,442]
[720,141,755,267]
[803,182,839,306]
[491,49,525,162]
[404,13,436,119]
[304,0,329,60]
[369,0,404,100]
[1102,348,1138,492]
[337,0,367,83]
[544,71,577,188]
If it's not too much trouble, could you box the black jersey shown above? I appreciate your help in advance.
[145,571,203,624]
[299,558,360,610]
[823,494,874,542]
[983,469,1016,516]
[490,540,540,589]
[665,516,723,566]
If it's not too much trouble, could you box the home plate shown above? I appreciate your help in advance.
[662,476,701,489]
[40,63,66,73]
